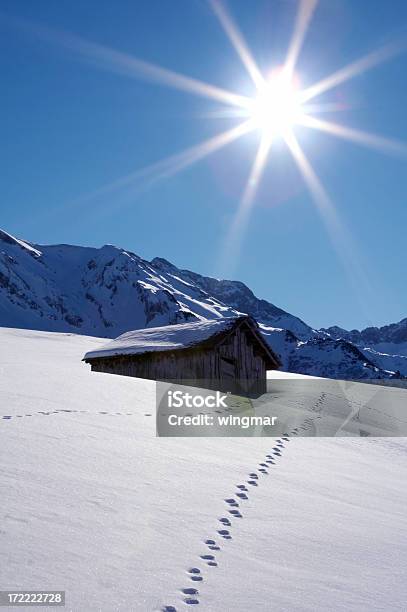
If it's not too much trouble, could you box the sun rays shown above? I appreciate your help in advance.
[7,1,407,283]
[299,115,407,157]
[284,0,318,79]
[220,132,273,272]
[284,129,377,315]
[209,0,265,90]
[299,39,407,104]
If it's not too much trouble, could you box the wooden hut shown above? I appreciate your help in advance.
[83,315,281,396]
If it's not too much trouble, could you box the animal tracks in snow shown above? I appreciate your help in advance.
[162,416,327,609]
[161,429,311,611]
[0,409,143,422]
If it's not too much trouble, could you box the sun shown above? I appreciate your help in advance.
[248,69,305,137]
[38,0,406,272]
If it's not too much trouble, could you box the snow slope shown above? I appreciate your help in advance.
[1,327,407,611]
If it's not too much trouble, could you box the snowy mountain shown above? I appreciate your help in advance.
[322,319,407,346]
[0,228,404,379]
[321,320,407,377]
[151,257,313,340]
[0,228,236,336]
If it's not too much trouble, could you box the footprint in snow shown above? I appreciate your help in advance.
[236,493,248,500]
[182,588,199,595]
[171,437,295,609]
[190,575,203,582]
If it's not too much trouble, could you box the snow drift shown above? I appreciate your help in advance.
[1,328,407,611]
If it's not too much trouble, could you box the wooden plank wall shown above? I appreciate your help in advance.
[217,325,266,393]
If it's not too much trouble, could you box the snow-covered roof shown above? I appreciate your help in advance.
[84,316,248,360]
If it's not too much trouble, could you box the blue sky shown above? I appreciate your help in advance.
[1,0,407,330]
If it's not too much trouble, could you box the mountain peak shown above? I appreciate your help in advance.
[150,257,178,271]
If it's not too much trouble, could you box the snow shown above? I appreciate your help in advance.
[268,370,322,379]
[1,327,407,611]
[83,316,242,360]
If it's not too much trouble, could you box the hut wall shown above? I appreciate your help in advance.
[90,348,219,384]
[217,324,267,394]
